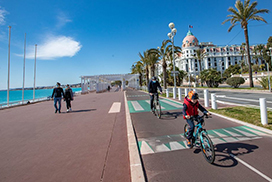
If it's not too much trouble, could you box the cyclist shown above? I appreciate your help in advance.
[183,91,211,148]
[148,76,163,113]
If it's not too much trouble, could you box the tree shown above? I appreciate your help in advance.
[223,64,241,78]
[222,0,269,87]
[200,69,222,88]
[131,61,143,87]
[139,50,150,85]
[147,50,160,77]
[193,49,207,74]
[226,77,245,88]
[149,40,171,89]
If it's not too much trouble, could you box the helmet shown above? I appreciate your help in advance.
[188,91,199,100]
[152,76,157,80]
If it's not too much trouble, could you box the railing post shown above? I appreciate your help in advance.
[184,88,188,97]
[204,89,209,107]
[211,93,217,110]
[173,87,176,99]
[166,88,169,98]
[260,98,268,125]
[178,88,182,101]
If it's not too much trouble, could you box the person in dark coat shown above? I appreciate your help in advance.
[148,76,163,112]
[51,82,65,113]
[64,84,74,112]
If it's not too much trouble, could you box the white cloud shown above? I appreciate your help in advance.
[56,12,72,28]
[0,7,8,25]
[26,35,82,60]
[0,6,8,25]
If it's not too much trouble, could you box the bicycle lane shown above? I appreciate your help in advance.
[125,88,272,182]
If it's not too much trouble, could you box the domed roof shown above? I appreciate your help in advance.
[182,30,199,48]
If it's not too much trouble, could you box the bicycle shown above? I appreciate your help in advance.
[184,114,215,164]
[151,93,162,119]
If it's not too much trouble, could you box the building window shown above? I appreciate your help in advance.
[186,50,188,53]
[215,63,217,66]
[195,63,198,67]
[208,63,211,66]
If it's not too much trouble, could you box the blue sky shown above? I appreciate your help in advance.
[0,0,271,90]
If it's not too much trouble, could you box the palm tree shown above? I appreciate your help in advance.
[131,61,143,87]
[147,51,160,77]
[222,0,269,87]
[139,50,150,85]
[149,40,171,89]
[193,49,207,74]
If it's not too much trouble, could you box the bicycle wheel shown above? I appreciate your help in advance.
[184,124,190,138]
[155,100,161,119]
[200,132,215,164]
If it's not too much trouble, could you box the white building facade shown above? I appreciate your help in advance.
[158,30,259,77]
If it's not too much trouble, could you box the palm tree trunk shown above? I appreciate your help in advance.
[163,60,167,89]
[145,66,149,85]
[139,73,142,87]
[244,26,254,87]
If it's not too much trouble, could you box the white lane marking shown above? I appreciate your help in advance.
[131,101,144,111]
[169,141,186,150]
[212,130,238,143]
[140,141,154,155]
[145,100,165,109]
[229,154,272,182]
[108,102,121,113]
[160,99,182,108]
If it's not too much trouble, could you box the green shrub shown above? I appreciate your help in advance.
[258,76,272,89]
[226,77,245,88]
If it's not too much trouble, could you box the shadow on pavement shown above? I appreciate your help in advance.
[71,109,97,113]
[211,142,258,168]
[160,111,183,120]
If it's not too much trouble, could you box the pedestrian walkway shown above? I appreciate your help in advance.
[0,88,130,182]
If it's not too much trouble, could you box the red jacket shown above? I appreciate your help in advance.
[183,96,199,119]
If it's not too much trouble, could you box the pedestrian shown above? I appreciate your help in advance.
[64,84,74,112]
[107,85,111,92]
[51,82,65,113]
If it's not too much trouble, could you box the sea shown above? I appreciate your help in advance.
[0,87,82,106]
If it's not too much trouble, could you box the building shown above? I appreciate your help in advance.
[157,30,260,78]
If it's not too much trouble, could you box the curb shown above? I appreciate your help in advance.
[124,91,146,182]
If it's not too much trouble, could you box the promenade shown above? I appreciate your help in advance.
[0,88,130,182]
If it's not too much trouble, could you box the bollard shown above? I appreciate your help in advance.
[260,98,268,125]
[173,87,176,99]
[166,88,169,98]
[204,89,209,107]
[211,93,217,109]
[178,88,182,101]
[185,88,188,97]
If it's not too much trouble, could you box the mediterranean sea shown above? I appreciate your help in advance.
[0,88,82,105]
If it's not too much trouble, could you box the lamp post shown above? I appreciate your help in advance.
[167,22,177,99]
[22,33,26,104]
[33,44,37,101]
[267,47,272,92]
[7,26,11,106]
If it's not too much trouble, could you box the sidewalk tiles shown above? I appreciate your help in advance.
[137,125,270,155]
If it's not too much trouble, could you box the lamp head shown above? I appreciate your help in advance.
[169,22,175,29]
[172,28,177,35]
[167,33,172,39]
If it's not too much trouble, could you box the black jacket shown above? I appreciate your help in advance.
[148,80,162,93]
[52,87,64,98]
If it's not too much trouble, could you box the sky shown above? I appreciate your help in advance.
[0,0,271,90]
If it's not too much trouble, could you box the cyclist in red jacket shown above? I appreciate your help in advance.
[183,91,210,148]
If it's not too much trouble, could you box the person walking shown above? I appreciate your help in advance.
[51,82,65,113]
[64,84,74,112]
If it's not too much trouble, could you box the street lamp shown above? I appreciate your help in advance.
[167,22,177,99]
[267,47,272,92]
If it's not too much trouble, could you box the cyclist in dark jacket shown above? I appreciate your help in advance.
[64,84,74,112]
[51,82,64,113]
[183,91,210,148]
[148,77,163,112]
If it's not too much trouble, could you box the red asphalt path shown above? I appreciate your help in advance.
[0,89,130,182]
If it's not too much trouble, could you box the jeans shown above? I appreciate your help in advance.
[54,97,62,111]
[150,93,158,110]
[186,115,204,140]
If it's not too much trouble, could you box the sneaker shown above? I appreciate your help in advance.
[67,109,69,112]
[69,108,72,111]
[55,109,58,113]
[186,139,193,149]
[58,110,61,113]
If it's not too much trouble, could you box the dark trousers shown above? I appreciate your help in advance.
[66,99,71,109]
[150,93,158,110]
[186,115,204,140]
[54,97,62,111]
